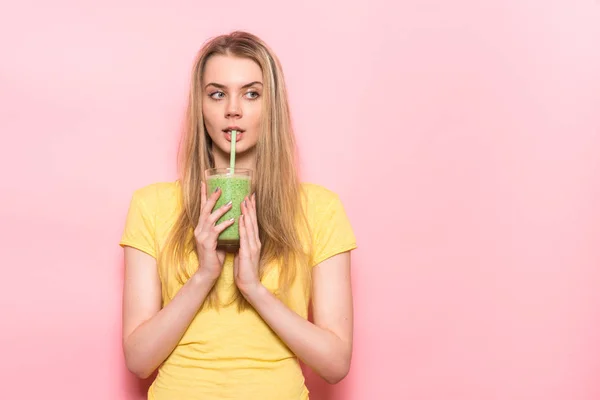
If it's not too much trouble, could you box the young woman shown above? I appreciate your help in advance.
[119,31,357,400]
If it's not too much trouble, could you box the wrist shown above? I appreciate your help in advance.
[240,282,268,304]
[192,269,219,288]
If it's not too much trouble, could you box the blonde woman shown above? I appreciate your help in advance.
[119,31,357,400]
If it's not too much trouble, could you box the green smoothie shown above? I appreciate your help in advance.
[206,173,252,248]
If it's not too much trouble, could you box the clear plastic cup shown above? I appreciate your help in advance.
[205,167,253,251]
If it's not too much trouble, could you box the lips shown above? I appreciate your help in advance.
[223,126,244,133]
[224,130,243,142]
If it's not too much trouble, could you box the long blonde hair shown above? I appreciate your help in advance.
[160,31,311,310]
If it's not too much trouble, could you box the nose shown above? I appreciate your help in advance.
[225,97,242,119]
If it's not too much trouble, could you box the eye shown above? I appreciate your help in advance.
[209,91,225,100]
[245,91,260,100]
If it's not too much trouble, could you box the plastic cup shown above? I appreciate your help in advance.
[205,167,252,251]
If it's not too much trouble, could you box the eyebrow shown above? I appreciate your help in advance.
[204,81,263,90]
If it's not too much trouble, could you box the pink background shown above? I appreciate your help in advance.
[1,1,599,399]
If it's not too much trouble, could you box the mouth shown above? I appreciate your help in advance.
[223,127,245,142]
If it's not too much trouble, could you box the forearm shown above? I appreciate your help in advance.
[243,284,352,384]
[124,271,215,378]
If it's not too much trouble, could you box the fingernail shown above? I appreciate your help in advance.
[244,199,247,207]
[214,187,220,193]
[229,217,235,222]
[225,201,232,207]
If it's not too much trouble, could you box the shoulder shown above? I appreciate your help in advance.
[300,182,342,208]
[130,180,180,202]
[127,180,181,213]
[299,182,357,265]
[299,182,350,224]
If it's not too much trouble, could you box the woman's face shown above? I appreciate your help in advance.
[202,54,264,159]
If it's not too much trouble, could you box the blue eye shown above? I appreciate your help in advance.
[210,91,225,100]
[246,91,260,100]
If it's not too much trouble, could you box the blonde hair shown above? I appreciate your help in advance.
[160,31,310,310]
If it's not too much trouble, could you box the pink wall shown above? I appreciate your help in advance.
[1,1,599,399]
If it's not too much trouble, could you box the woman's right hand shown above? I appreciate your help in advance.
[194,181,235,282]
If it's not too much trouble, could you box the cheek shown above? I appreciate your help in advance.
[249,103,263,127]
[202,105,219,129]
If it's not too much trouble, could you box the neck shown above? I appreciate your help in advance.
[212,145,257,171]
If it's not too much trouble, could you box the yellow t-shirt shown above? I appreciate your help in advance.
[119,180,357,400]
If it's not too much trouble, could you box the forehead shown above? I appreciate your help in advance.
[202,54,263,87]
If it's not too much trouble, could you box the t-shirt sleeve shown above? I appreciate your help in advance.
[312,193,358,266]
[119,188,157,258]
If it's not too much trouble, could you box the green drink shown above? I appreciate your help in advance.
[205,167,252,250]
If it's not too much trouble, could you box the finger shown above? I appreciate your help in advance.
[200,214,234,250]
[243,197,259,248]
[249,195,258,231]
[251,194,259,243]
[212,215,235,234]
[241,197,259,252]
[200,186,222,227]
[250,193,258,222]
[239,214,249,254]
[204,200,233,229]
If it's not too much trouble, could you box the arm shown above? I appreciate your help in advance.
[121,183,233,379]
[241,252,354,384]
[121,246,216,379]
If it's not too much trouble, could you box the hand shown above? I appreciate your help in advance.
[234,193,262,296]
[194,181,235,282]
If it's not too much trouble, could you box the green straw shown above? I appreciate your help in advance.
[229,130,237,173]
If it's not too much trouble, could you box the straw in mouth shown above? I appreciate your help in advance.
[229,130,237,173]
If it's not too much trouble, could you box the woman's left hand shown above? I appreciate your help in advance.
[234,193,262,296]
